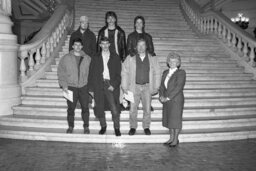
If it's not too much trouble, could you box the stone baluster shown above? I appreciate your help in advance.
[40,42,46,64]
[53,31,57,48]
[218,22,222,39]
[242,41,249,61]
[214,19,218,35]
[231,32,237,51]
[210,17,214,33]
[206,17,210,34]
[27,49,35,76]
[19,50,28,82]
[203,18,207,34]
[50,36,54,52]
[222,25,226,42]
[46,38,51,58]
[34,47,41,70]
[227,29,232,47]
[249,45,255,67]
[237,37,243,56]
[200,17,204,33]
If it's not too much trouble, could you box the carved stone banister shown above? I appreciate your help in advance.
[18,3,74,93]
[181,0,256,79]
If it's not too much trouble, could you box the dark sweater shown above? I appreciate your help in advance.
[136,54,150,84]
[69,27,96,58]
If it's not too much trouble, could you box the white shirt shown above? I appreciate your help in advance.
[139,54,146,61]
[164,68,177,88]
[102,51,110,80]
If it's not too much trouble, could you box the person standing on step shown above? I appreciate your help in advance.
[88,37,121,136]
[126,15,156,111]
[69,15,96,58]
[127,15,155,57]
[159,52,186,147]
[121,38,161,136]
[97,11,127,62]
[57,38,91,134]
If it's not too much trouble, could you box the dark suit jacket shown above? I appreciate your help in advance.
[88,52,121,117]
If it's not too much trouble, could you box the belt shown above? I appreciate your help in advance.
[136,82,149,85]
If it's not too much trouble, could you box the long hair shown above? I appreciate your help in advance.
[134,15,145,33]
[105,11,118,26]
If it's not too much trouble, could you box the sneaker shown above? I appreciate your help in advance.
[144,128,151,135]
[99,126,107,135]
[84,127,90,134]
[66,127,73,134]
[128,128,136,135]
[114,128,121,136]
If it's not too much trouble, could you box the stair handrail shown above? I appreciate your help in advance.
[18,4,73,85]
[201,0,232,12]
[180,0,256,74]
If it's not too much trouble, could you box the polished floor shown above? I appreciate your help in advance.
[0,138,256,171]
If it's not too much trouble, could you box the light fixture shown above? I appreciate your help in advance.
[231,13,249,29]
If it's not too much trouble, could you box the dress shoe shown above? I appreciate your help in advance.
[114,128,121,136]
[99,126,107,135]
[84,127,90,134]
[144,128,151,135]
[128,128,136,135]
[66,127,73,134]
[163,141,172,146]
[169,140,179,147]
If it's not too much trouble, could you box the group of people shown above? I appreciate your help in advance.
[57,11,186,147]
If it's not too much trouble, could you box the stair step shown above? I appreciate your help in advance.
[20,96,256,108]
[13,105,256,120]
[36,79,256,89]
[24,87,256,98]
[1,124,256,143]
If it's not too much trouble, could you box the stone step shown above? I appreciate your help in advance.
[51,64,244,73]
[36,79,256,89]
[1,116,256,131]
[1,124,256,143]
[45,71,253,81]
[13,105,256,120]
[20,96,256,108]
[24,87,256,98]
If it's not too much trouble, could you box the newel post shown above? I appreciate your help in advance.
[0,0,21,115]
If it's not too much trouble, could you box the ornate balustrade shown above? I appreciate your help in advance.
[181,0,256,75]
[18,4,73,86]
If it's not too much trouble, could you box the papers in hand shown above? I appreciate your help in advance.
[63,90,73,102]
[124,91,134,103]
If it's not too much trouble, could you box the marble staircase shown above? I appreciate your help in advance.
[1,0,256,143]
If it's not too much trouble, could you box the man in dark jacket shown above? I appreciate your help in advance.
[69,16,96,58]
[127,16,155,57]
[97,11,127,62]
[89,37,121,136]
[58,38,91,134]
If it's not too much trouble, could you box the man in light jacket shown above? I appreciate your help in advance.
[121,38,161,136]
[58,38,91,134]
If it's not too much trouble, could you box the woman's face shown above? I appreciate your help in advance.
[168,58,179,69]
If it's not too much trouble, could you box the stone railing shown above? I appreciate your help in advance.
[181,0,256,74]
[18,4,73,84]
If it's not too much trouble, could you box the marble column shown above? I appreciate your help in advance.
[0,0,21,116]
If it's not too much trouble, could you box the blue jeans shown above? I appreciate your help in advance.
[98,80,120,129]
[130,84,151,129]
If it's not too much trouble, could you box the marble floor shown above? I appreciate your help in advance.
[0,138,256,171]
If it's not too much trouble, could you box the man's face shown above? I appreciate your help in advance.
[135,19,143,31]
[137,41,146,54]
[100,41,110,51]
[107,16,116,26]
[72,42,83,52]
[80,21,88,30]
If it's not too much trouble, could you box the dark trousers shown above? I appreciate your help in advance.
[98,80,120,129]
[67,85,89,128]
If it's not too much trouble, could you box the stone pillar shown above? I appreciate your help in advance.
[0,0,21,116]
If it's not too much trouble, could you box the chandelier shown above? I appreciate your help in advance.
[231,13,249,29]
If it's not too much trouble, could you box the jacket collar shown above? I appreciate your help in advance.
[69,50,86,58]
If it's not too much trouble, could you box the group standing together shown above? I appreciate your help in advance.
[57,11,186,147]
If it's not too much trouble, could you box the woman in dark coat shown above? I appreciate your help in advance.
[159,52,186,147]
